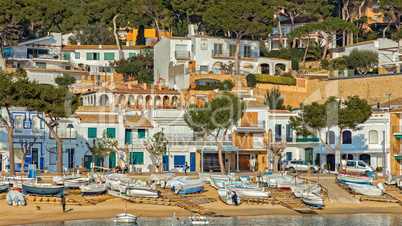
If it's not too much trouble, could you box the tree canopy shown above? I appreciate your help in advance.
[55,75,77,88]
[68,24,115,45]
[347,49,379,74]
[113,49,154,83]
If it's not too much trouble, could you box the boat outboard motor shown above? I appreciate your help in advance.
[231,192,239,206]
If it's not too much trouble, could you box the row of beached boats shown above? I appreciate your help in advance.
[337,172,387,196]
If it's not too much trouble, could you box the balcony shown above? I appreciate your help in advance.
[175,51,190,59]
[393,126,402,138]
[212,50,235,58]
[296,136,319,142]
[164,133,232,146]
[49,130,77,139]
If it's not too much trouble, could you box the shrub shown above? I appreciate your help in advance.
[254,74,296,86]
[193,79,234,90]
[282,73,292,78]
[291,59,299,70]
[348,48,378,74]
[246,74,257,87]
[321,59,330,70]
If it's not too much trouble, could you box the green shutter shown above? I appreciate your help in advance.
[75,52,80,59]
[86,53,92,60]
[35,62,46,69]
[88,128,97,138]
[107,128,116,138]
[130,152,144,164]
[129,53,136,58]
[125,129,132,144]
[104,53,115,60]
[138,129,146,138]
[96,53,100,60]
[63,52,70,63]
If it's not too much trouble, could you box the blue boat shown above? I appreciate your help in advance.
[338,172,373,185]
[171,179,206,194]
[0,184,9,193]
[22,184,65,196]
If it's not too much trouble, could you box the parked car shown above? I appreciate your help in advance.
[285,160,320,173]
[339,160,374,175]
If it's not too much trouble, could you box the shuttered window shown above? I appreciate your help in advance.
[130,152,144,164]
[88,128,97,138]
[138,129,146,138]
[107,128,116,138]
[35,62,46,69]
[86,52,100,60]
[128,53,136,58]
[104,53,115,60]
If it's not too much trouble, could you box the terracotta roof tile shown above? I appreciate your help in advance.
[382,97,402,106]
[75,106,114,112]
[62,45,146,51]
[123,115,153,128]
[245,100,268,108]
[74,114,118,123]
[269,109,292,114]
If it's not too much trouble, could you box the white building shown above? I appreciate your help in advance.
[154,25,291,90]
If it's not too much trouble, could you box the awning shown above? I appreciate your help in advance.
[395,156,402,160]
[202,146,239,152]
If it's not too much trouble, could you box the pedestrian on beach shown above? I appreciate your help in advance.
[116,165,122,173]
[60,195,66,212]
[123,164,128,174]
[183,162,188,175]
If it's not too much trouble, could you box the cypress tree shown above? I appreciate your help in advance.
[136,25,146,45]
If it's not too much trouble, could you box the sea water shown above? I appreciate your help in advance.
[23,214,402,226]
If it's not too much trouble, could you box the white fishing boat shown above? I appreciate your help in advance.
[262,174,305,188]
[165,176,190,188]
[6,190,26,206]
[212,179,248,189]
[53,174,81,184]
[337,172,373,185]
[0,183,9,193]
[292,184,321,198]
[64,178,90,189]
[346,182,385,196]
[171,179,206,194]
[217,188,241,205]
[301,193,325,208]
[198,172,235,182]
[226,186,270,198]
[126,187,159,198]
[80,184,108,196]
[115,180,137,224]
[189,213,209,225]
[148,173,176,186]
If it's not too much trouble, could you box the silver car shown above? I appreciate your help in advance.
[285,160,320,173]
[339,160,374,175]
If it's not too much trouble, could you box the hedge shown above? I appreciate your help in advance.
[193,79,235,90]
[253,74,296,86]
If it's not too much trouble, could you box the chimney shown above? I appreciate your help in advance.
[143,83,147,90]
[77,41,81,45]
[99,44,102,49]
[128,83,131,89]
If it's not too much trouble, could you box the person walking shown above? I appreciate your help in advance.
[184,162,188,175]
[60,195,66,212]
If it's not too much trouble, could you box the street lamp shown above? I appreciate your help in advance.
[67,123,74,173]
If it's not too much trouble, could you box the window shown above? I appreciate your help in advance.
[286,125,293,142]
[358,161,366,167]
[286,152,292,161]
[128,53,136,58]
[88,128,97,138]
[49,148,57,165]
[130,41,133,46]
[86,52,100,60]
[32,116,40,133]
[199,65,209,73]
[35,62,46,69]
[275,124,282,141]
[214,43,223,56]
[347,161,356,167]
[14,115,23,132]
[342,131,352,144]
[244,46,251,57]
[229,45,236,57]
[104,53,115,60]
[62,52,70,62]
[369,130,378,144]
[107,128,116,138]
[130,152,144,164]
[138,129,146,138]
[65,66,71,70]
[326,131,335,144]
[75,52,80,59]
[125,129,132,144]
[175,44,188,57]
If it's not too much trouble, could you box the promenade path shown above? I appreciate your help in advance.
[320,178,360,204]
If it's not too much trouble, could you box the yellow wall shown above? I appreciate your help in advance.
[390,113,401,175]
[350,0,386,31]
[127,29,172,46]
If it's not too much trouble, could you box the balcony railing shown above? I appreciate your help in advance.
[296,137,320,142]
[49,130,77,139]
[212,50,235,58]
[175,51,190,58]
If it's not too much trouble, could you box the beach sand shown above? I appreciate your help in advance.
[1,184,401,225]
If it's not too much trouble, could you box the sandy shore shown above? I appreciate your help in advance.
[1,185,401,225]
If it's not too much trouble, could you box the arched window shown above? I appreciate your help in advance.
[342,131,352,144]
[326,131,335,144]
[369,130,378,144]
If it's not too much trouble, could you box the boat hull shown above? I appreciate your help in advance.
[301,194,325,209]
[338,173,373,185]
[115,213,137,223]
[22,184,65,196]
[217,188,241,205]
[175,185,204,194]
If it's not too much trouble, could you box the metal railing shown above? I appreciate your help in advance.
[49,130,77,139]
[211,50,235,58]
[175,51,190,58]
[295,136,320,142]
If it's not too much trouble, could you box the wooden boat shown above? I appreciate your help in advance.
[217,188,241,205]
[0,183,9,193]
[12,181,23,191]
[53,174,81,185]
[189,213,209,225]
[22,183,65,196]
[226,186,270,198]
[171,179,206,194]
[301,193,325,208]
[198,172,235,182]
[126,187,159,198]
[64,178,89,189]
[115,213,137,223]
[346,182,385,196]
[338,172,373,185]
[80,184,108,196]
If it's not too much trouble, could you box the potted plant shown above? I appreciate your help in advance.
[78,63,84,71]
[253,161,259,172]
[53,55,59,60]
[209,167,213,173]
[220,63,227,74]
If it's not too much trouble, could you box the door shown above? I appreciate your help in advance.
[236,154,250,171]
[163,155,169,172]
[359,154,371,165]
[305,148,313,164]
[174,155,186,169]
[84,155,92,170]
[190,152,196,172]
[31,148,39,169]
[96,156,104,167]
[109,152,116,168]
[68,148,74,169]
[326,154,335,171]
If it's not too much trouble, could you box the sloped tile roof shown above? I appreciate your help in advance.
[269,109,292,114]
[382,97,402,107]
[245,100,268,108]
[73,114,118,123]
[123,115,153,128]
[62,45,146,51]
[75,106,114,112]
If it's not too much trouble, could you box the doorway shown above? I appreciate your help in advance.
[68,148,75,169]
[84,155,93,170]
[235,154,250,170]
[359,154,371,165]
[327,154,335,171]
[32,148,39,169]
[163,155,169,172]
[109,152,116,168]
[190,152,196,172]
[305,148,313,164]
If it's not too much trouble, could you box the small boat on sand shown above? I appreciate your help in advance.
[226,186,270,198]
[217,188,241,205]
[80,184,108,196]
[338,172,373,185]
[22,183,65,196]
[189,213,209,225]
[301,193,325,208]
[115,213,137,223]
[346,182,385,196]
[171,179,205,194]
[6,190,26,206]
[0,183,9,193]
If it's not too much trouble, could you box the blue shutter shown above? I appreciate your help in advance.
[107,128,116,138]
[88,128,97,138]
[138,129,146,138]
[275,124,282,141]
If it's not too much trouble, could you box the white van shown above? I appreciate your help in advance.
[339,160,374,175]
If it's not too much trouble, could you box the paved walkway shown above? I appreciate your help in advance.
[320,179,360,204]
